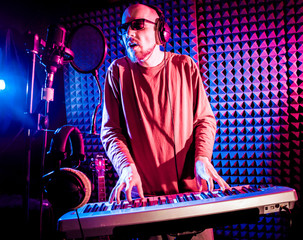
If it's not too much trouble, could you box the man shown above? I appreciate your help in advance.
[101,3,229,239]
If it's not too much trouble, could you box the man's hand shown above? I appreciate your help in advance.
[109,163,144,203]
[195,156,230,192]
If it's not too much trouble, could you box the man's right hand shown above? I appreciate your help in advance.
[109,163,144,203]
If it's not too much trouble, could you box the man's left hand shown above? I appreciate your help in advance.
[195,156,230,191]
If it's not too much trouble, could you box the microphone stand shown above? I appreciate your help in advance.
[24,33,39,234]
[39,64,57,240]
[24,27,72,239]
[24,34,56,239]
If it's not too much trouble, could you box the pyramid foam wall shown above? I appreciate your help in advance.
[196,0,302,239]
[61,0,302,239]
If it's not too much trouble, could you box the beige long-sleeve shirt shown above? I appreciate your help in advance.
[101,52,216,196]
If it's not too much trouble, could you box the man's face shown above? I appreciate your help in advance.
[121,4,159,63]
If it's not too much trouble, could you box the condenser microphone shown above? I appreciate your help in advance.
[41,24,74,88]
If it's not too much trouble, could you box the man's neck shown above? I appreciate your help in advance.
[138,46,164,67]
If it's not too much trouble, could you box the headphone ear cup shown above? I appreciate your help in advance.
[155,17,170,45]
[162,21,171,44]
[155,18,162,45]
[44,125,90,211]
[43,168,91,211]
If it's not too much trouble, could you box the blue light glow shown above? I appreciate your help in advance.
[0,79,6,90]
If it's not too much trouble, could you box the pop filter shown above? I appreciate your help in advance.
[68,24,107,134]
[68,23,107,73]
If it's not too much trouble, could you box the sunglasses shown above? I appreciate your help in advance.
[117,19,156,36]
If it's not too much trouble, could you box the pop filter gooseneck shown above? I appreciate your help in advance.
[68,23,107,134]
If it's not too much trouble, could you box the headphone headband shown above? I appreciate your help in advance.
[146,4,164,19]
[48,125,85,165]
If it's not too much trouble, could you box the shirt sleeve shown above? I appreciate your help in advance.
[101,61,134,176]
[190,58,217,162]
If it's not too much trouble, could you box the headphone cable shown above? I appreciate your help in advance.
[164,45,180,183]
[76,208,85,240]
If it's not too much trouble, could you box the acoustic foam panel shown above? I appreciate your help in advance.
[61,0,302,238]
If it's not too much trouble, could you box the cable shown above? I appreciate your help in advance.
[164,45,180,183]
[280,205,293,228]
[91,69,102,135]
[76,208,85,240]
[280,205,292,215]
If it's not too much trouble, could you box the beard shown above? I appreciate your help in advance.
[126,45,156,63]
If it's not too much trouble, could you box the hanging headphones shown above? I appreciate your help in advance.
[147,4,171,45]
[43,125,91,211]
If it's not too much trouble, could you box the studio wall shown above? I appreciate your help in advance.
[61,0,302,239]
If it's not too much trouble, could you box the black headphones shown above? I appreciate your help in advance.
[43,125,91,211]
[147,4,171,45]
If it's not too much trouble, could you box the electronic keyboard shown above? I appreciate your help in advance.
[58,185,297,239]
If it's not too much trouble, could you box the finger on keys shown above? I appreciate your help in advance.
[137,181,145,200]
[116,182,125,204]
[212,170,229,191]
[125,184,133,203]
[124,175,133,202]
[196,175,203,192]
[218,177,230,191]
[109,185,117,203]
[207,178,214,192]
